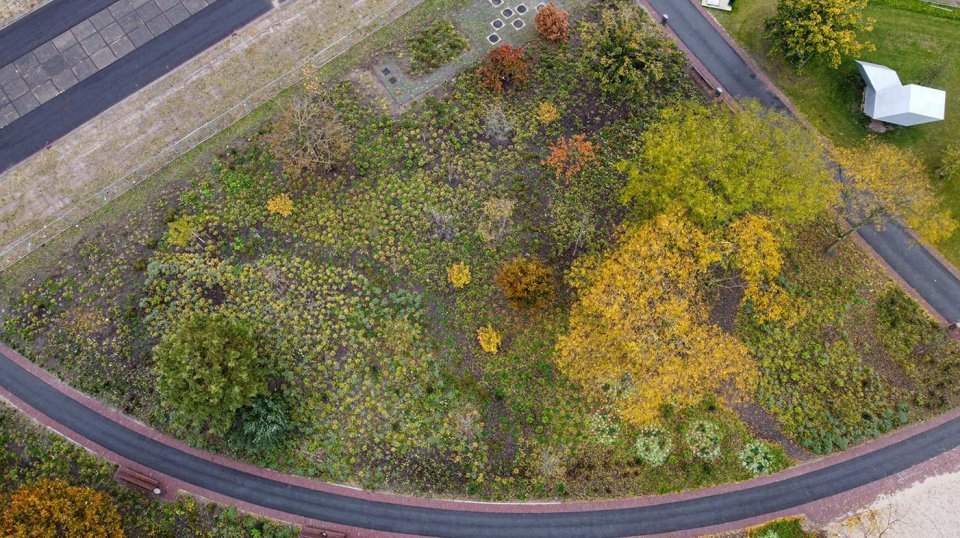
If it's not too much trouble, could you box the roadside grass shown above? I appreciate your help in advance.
[714,0,960,262]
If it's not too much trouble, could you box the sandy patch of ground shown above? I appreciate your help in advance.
[823,469,960,537]
[0,0,423,267]
[0,0,49,29]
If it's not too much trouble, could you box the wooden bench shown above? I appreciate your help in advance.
[115,466,163,495]
[299,527,347,538]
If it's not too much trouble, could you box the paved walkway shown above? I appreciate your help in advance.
[0,0,271,170]
[647,0,960,325]
[2,343,960,536]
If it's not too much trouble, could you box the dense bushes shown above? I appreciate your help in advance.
[0,479,124,538]
[477,44,530,93]
[495,256,555,308]
[153,313,267,435]
[407,20,469,75]
[535,3,570,42]
[580,4,687,102]
[267,93,351,179]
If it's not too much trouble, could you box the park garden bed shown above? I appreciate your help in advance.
[2,0,959,503]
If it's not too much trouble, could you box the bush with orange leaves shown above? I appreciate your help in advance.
[476,44,530,93]
[543,134,598,179]
[0,479,124,538]
[495,256,555,308]
[535,3,570,42]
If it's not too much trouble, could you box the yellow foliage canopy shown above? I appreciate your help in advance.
[556,211,757,426]
[0,479,125,538]
[447,262,472,288]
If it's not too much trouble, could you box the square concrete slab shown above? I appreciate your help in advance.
[32,80,59,102]
[110,36,136,58]
[131,0,154,6]
[80,32,107,55]
[51,68,79,92]
[72,59,97,81]
[127,25,152,47]
[146,13,173,35]
[156,0,180,10]
[0,64,19,85]
[164,4,191,25]
[0,104,19,129]
[12,91,40,115]
[136,0,163,21]
[117,11,145,32]
[71,20,98,41]
[40,56,69,77]
[52,30,79,52]
[101,22,126,44]
[21,65,49,87]
[0,90,8,108]
[61,44,89,66]
[109,0,137,18]
[33,42,60,64]
[90,47,117,69]
[90,9,116,30]
[13,53,39,73]
[183,0,208,14]
[1,75,28,100]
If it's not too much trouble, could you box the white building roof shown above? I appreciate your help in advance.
[856,60,946,127]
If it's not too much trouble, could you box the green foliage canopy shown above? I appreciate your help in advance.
[620,101,837,229]
[154,313,267,435]
[764,0,875,70]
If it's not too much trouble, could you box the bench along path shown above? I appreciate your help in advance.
[644,0,960,325]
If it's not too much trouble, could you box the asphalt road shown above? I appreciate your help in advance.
[0,0,272,172]
[648,0,960,323]
[2,347,959,537]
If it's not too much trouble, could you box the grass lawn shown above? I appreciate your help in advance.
[714,0,960,262]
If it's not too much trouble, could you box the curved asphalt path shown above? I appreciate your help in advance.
[647,0,960,323]
[2,345,960,537]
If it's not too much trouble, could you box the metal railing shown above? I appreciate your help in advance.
[0,0,424,271]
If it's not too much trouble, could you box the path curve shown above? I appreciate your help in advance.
[2,343,960,537]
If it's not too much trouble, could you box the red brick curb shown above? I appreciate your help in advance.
[2,342,960,536]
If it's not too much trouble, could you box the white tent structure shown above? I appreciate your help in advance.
[856,61,946,126]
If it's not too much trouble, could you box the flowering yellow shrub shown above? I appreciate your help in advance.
[267,193,294,217]
[537,102,560,124]
[477,325,501,354]
[447,262,472,288]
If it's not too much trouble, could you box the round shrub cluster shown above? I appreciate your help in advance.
[739,441,775,476]
[633,425,672,467]
[684,420,722,460]
[588,413,621,446]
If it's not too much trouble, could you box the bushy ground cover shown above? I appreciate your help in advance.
[407,20,470,76]
[2,0,959,503]
[0,404,296,537]
[714,0,960,262]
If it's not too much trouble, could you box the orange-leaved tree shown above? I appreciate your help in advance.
[544,134,598,179]
[0,479,125,538]
[556,210,756,426]
[476,44,530,93]
[535,3,570,42]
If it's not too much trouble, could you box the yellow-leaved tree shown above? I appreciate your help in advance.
[556,211,757,426]
[832,140,958,251]
[764,0,875,71]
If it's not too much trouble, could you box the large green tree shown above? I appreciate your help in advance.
[620,101,836,229]
[154,313,267,435]
[764,0,875,71]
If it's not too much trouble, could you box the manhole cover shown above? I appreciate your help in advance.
[382,67,391,75]
[516,4,527,14]
[536,2,545,10]
[388,76,397,84]
[512,19,524,28]
[490,0,503,6]
[501,7,514,17]
[492,19,504,29]
[488,33,501,43]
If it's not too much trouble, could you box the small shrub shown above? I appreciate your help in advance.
[228,394,291,459]
[544,134,598,179]
[588,412,621,445]
[133,258,147,272]
[484,104,515,144]
[535,3,570,42]
[267,193,294,217]
[166,215,202,248]
[478,324,502,353]
[477,44,530,93]
[447,262,472,288]
[267,93,351,179]
[477,197,516,242]
[634,425,673,466]
[684,419,722,460]
[739,441,775,476]
[407,20,469,75]
[938,142,960,180]
[537,102,560,124]
[495,256,554,308]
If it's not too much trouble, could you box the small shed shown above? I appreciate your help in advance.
[856,61,946,126]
